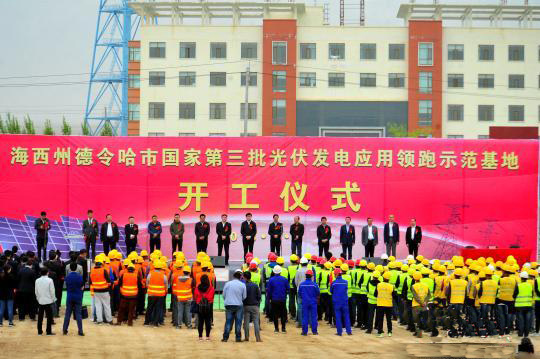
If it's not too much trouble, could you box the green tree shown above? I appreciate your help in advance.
[23,115,35,134]
[387,122,433,138]
[100,121,114,136]
[6,113,21,134]
[0,114,5,134]
[43,119,55,135]
[81,121,91,136]
[61,116,72,135]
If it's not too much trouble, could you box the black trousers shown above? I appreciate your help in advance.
[103,239,116,255]
[198,311,212,337]
[318,241,330,258]
[272,300,287,331]
[18,292,36,320]
[341,243,353,260]
[217,239,230,265]
[37,303,53,334]
[150,237,161,253]
[375,306,393,334]
[356,294,367,327]
[289,288,297,319]
[126,240,137,255]
[196,238,208,253]
[85,239,96,260]
[270,238,282,256]
[291,239,302,256]
[243,239,254,257]
[172,237,183,253]
[365,241,375,258]
[37,237,47,262]
[408,244,419,258]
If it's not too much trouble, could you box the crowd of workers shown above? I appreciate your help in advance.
[1,245,539,342]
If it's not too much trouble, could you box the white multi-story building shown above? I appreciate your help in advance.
[126,1,540,139]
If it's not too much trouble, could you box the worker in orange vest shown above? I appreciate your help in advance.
[144,260,168,327]
[89,257,112,324]
[173,266,193,329]
[116,263,139,326]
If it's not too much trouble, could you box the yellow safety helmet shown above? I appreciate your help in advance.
[154,261,164,269]
[140,250,148,257]
[202,261,211,269]
[154,249,162,256]
[413,272,422,281]
[388,261,396,269]
[290,254,299,262]
[531,262,539,269]
[454,268,463,277]
[276,257,285,265]
[137,256,144,264]
[304,253,312,260]
[183,266,191,272]
[324,262,332,270]
[123,259,132,266]
[128,263,135,269]
[478,271,486,279]
[446,263,455,270]
[401,264,409,272]
[383,271,392,281]
[360,260,367,267]
[104,256,110,264]
[340,264,349,272]
[407,268,415,276]
[388,256,396,262]
[528,269,538,277]
[416,255,424,262]
[367,262,376,270]
[421,259,429,266]
[94,257,103,264]
[334,259,343,268]
[484,268,493,275]
[375,265,384,273]
[174,260,183,269]
[372,271,381,279]
[420,268,430,276]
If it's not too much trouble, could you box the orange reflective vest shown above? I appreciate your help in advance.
[120,271,139,297]
[173,277,193,301]
[196,271,215,287]
[147,270,167,297]
[90,267,109,292]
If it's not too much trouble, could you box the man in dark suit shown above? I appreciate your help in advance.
[147,215,162,253]
[361,217,378,258]
[240,213,257,257]
[405,218,422,258]
[383,214,399,257]
[268,214,283,256]
[316,217,331,258]
[216,214,232,265]
[82,210,99,260]
[339,216,355,260]
[100,214,119,256]
[194,214,210,253]
[124,216,138,254]
[34,211,51,262]
[289,216,304,256]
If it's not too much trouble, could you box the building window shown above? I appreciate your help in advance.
[508,105,524,122]
[210,42,227,59]
[210,72,226,86]
[478,105,494,122]
[149,102,165,119]
[272,71,286,92]
[179,42,196,59]
[272,99,286,125]
[272,41,287,65]
[179,71,196,86]
[240,72,257,86]
[478,45,494,61]
[240,133,257,137]
[448,105,464,121]
[148,132,165,136]
[508,45,524,61]
[272,132,286,136]
[418,43,433,66]
[448,44,464,60]
[128,74,140,88]
[359,73,376,87]
[447,135,464,139]
[478,135,490,139]
[360,43,376,60]
[149,71,165,86]
[128,104,140,121]
[209,103,226,120]
[241,42,257,59]
[478,74,494,88]
[209,133,226,137]
[240,103,257,120]
[129,47,140,61]
[328,73,345,87]
[388,73,405,88]
[419,72,432,94]
[178,132,195,136]
[389,44,405,60]
[149,42,166,58]
[418,100,432,126]
[508,74,524,89]
[329,43,345,59]
[299,72,316,87]
[300,43,316,60]
[179,102,195,120]
[447,74,464,88]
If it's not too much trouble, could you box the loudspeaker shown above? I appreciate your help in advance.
[210,256,226,268]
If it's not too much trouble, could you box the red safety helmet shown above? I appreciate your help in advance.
[339,257,346,262]
[311,255,318,262]
[319,259,327,265]
[330,257,336,263]
[268,253,277,262]
[306,270,314,276]
[347,260,355,268]
[245,252,253,260]
[245,256,253,264]
[249,262,257,270]
[334,268,342,276]
[355,259,362,267]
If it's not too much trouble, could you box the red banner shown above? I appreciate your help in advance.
[0,134,537,260]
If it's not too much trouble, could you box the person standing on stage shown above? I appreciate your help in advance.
[361,217,378,259]
[216,214,232,265]
[195,214,210,253]
[316,217,331,258]
[147,215,162,252]
[34,211,51,262]
[241,213,257,258]
[290,216,304,256]
[170,213,185,253]
[268,214,283,256]
[100,214,119,256]
[339,216,355,260]
[82,210,99,260]
[124,216,138,255]
[383,214,399,257]
[405,219,422,258]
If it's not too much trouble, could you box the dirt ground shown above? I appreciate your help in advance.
[1,310,539,359]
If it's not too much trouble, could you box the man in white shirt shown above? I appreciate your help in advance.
[35,267,56,335]
[99,214,119,256]
[361,217,378,258]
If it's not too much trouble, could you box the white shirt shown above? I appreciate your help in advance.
[346,224,350,232]
[107,222,113,237]
[35,276,56,305]
[389,222,393,236]
[368,225,374,240]
[411,226,416,236]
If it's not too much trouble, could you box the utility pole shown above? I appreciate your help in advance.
[243,61,250,136]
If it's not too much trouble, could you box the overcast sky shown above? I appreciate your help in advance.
[0,0,534,134]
